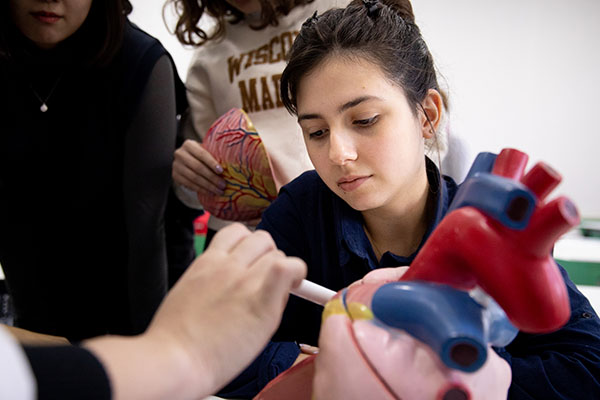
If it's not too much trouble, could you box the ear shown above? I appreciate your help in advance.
[419,89,444,139]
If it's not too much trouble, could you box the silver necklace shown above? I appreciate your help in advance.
[364,225,383,260]
[30,75,62,112]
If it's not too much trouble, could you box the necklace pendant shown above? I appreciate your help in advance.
[40,103,48,112]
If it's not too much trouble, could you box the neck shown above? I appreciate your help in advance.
[362,170,432,259]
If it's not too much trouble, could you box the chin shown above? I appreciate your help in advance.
[341,195,381,212]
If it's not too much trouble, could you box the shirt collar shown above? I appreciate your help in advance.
[335,157,457,270]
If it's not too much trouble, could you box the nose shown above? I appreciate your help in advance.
[328,130,357,165]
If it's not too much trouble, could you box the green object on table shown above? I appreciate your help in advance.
[580,219,600,238]
[556,259,600,286]
[194,234,207,256]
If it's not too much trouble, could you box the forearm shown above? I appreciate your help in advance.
[124,54,176,331]
[83,333,206,400]
[5,325,69,346]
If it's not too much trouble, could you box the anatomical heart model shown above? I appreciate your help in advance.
[255,148,580,400]
[198,108,277,221]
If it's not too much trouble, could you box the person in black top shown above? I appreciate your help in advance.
[0,224,307,400]
[0,0,196,343]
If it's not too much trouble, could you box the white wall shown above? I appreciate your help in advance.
[129,1,196,77]
[411,0,600,219]
[130,0,600,218]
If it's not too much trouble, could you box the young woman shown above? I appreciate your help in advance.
[0,0,191,343]
[251,0,600,397]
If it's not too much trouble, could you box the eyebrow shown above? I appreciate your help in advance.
[297,95,380,123]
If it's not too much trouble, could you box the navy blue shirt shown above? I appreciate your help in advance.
[229,159,600,399]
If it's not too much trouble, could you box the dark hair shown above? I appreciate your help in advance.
[0,0,133,66]
[280,0,443,117]
[167,0,314,47]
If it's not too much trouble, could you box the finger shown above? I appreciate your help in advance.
[172,169,204,193]
[205,223,252,253]
[361,267,409,284]
[253,253,307,308]
[182,140,224,175]
[174,150,226,194]
[228,230,278,268]
[173,165,224,195]
[195,145,224,176]
[299,343,320,355]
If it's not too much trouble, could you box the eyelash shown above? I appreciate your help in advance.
[308,129,327,139]
[354,115,379,127]
[307,115,379,139]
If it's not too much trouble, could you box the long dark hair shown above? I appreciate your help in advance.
[280,0,442,116]
[0,0,133,67]
[167,0,314,47]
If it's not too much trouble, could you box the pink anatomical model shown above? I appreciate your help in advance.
[198,108,277,221]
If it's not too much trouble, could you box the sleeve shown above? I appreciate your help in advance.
[256,186,311,261]
[172,52,220,209]
[23,345,111,400]
[123,55,174,333]
[0,326,35,400]
[495,264,600,399]
[184,51,219,143]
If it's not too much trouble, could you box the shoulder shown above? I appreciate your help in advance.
[260,170,331,226]
[112,22,187,124]
[114,21,175,87]
[258,170,335,259]
[443,174,459,202]
[279,170,329,201]
[120,21,169,65]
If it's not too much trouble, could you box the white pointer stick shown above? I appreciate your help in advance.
[291,279,336,306]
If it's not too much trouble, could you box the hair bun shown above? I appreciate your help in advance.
[379,0,415,23]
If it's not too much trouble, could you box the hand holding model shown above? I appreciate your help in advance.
[173,137,227,197]
[195,109,278,221]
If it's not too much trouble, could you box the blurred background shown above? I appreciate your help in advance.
[131,0,600,220]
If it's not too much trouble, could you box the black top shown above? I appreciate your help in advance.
[24,345,111,400]
[0,21,187,341]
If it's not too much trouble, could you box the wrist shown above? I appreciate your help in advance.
[84,332,211,400]
[141,328,217,399]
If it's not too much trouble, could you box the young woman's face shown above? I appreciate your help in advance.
[9,0,93,49]
[225,0,262,16]
[296,56,433,213]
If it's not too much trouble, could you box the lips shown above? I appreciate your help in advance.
[31,11,62,23]
[337,175,370,192]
